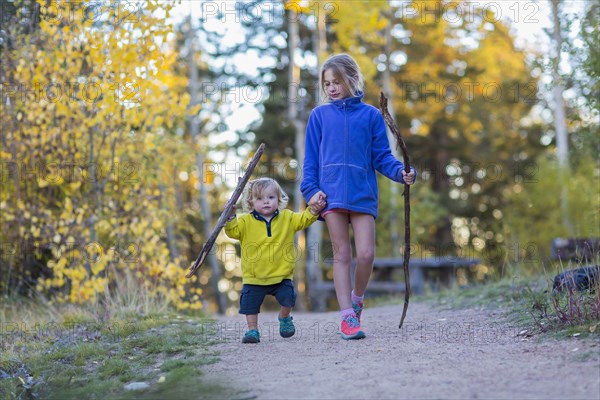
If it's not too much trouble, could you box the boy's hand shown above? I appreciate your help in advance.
[402,168,416,185]
[226,204,237,221]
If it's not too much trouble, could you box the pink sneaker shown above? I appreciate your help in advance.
[340,313,365,340]
[352,302,364,323]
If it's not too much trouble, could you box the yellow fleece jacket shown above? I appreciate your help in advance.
[224,208,319,285]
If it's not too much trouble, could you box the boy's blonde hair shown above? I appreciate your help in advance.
[241,177,289,213]
[320,53,365,103]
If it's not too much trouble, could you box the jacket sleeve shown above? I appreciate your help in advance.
[224,216,243,240]
[300,109,322,202]
[371,112,416,183]
[290,208,319,231]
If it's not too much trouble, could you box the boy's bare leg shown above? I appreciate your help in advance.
[279,306,292,319]
[246,314,258,331]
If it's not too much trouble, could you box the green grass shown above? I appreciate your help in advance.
[99,358,133,380]
[418,274,600,340]
[369,275,540,311]
[0,301,231,400]
[424,275,537,306]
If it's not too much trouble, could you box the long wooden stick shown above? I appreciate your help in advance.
[186,143,266,278]
[379,93,412,329]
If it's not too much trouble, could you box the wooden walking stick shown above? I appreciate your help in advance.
[186,143,266,278]
[379,93,412,329]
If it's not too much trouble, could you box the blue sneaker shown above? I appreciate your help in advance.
[278,316,295,338]
[242,329,260,343]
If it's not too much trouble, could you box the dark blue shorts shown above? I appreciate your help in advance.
[239,279,296,315]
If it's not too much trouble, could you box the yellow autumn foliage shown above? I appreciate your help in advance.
[1,0,202,311]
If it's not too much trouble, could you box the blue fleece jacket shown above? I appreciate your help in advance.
[301,92,413,219]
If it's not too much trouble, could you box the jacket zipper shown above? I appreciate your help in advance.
[343,101,348,207]
[251,210,278,237]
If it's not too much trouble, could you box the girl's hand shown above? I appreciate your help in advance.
[402,169,416,185]
[308,191,327,214]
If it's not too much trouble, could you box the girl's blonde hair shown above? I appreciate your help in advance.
[241,177,289,213]
[319,53,365,103]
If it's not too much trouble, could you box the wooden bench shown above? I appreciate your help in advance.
[550,238,600,263]
[370,257,480,294]
[309,257,480,310]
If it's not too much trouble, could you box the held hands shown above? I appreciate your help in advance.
[308,191,327,215]
[402,168,416,185]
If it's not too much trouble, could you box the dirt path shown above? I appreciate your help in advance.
[201,301,600,400]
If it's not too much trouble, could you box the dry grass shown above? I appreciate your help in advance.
[0,271,224,400]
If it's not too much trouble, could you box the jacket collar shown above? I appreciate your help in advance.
[251,209,279,237]
[330,91,364,109]
[251,209,279,221]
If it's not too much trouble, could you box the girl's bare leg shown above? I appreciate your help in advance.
[324,213,353,311]
[350,213,376,297]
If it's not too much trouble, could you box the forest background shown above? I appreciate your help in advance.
[1,0,598,315]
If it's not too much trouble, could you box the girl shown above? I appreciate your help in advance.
[225,177,325,343]
[301,54,416,340]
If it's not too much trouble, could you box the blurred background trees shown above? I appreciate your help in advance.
[1,0,597,313]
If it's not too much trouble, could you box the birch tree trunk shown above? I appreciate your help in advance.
[550,0,573,234]
[305,5,327,311]
[287,6,308,311]
[160,182,179,261]
[382,10,401,258]
[187,20,226,314]
[551,0,569,168]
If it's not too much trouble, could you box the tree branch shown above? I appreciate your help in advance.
[186,143,266,278]
[379,92,412,329]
